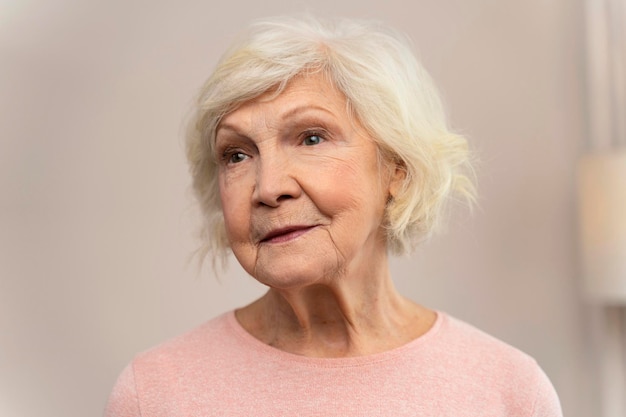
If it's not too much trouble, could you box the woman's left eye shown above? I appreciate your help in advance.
[302,134,323,146]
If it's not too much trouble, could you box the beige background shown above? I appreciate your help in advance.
[1,0,595,416]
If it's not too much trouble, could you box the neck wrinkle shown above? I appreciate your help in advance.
[259,264,409,357]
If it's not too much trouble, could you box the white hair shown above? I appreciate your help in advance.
[186,15,475,266]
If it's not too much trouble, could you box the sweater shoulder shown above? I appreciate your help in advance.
[439,314,538,377]
[131,312,234,375]
[437,313,538,368]
[434,313,560,414]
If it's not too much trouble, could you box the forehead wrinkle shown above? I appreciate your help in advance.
[248,105,273,135]
[217,106,276,143]
[217,74,349,142]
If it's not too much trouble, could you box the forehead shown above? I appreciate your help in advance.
[218,73,349,130]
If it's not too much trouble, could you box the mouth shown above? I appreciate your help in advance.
[260,225,317,244]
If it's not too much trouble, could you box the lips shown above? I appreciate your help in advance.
[260,225,317,244]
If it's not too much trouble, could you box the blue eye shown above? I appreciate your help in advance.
[303,134,323,146]
[228,152,248,164]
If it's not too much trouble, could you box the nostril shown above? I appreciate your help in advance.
[253,159,302,207]
[257,193,292,208]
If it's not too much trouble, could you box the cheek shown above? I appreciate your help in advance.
[218,177,250,242]
[304,155,386,220]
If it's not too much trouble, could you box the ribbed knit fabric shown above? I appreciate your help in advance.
[104,311,562,417]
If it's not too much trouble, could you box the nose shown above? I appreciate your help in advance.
[252,152,302,207]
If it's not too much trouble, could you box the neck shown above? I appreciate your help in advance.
[235,255,435,357]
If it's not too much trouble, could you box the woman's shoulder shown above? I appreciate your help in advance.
[104,312,236,417]
[105,312,241,415]
[132,311,237,368]
[427,311,562,416]
[431,311,539,372]
[433,312,523,352]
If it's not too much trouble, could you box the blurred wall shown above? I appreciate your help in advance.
[0,1,594,416]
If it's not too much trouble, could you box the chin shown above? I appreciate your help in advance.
[247,253,340,291]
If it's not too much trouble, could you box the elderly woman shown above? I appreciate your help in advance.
[105,16,562,416]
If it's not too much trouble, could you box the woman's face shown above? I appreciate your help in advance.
[215,73,402,289]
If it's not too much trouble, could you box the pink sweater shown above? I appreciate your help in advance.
[105,311,562,416]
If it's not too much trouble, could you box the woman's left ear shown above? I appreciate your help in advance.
[388,161,407,199]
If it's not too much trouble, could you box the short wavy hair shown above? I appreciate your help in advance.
[186,15,475,266]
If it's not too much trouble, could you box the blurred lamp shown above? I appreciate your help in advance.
[578,151,626,304]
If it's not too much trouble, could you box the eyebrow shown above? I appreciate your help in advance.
[216,104,338,134]
[279,104,337,122]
